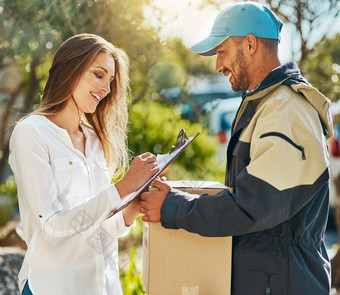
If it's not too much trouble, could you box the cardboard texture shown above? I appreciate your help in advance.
[142,180,232,295]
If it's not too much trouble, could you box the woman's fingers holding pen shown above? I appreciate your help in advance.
[139,152,154,160]
[132,152,159,174]
[117,152,159,196]
[141,153,159,170]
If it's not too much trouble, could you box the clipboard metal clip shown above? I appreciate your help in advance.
[169,128,189,154]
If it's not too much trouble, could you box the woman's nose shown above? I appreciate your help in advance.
[102,79,111,94]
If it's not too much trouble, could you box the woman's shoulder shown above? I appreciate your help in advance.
[15,115,47,128]
[11,115,48,141]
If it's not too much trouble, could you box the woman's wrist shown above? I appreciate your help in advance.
[122,203,140,226]
[114,178,131,199]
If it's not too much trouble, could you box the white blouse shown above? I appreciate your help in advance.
[9,115,130,295]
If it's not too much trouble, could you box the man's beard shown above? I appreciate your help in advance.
[230,49,250,92]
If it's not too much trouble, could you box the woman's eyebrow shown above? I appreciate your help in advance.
[94,66,108,73]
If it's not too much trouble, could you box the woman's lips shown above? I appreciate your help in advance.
[91,92,101,103]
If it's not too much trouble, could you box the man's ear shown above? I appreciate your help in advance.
[244,34,257,56]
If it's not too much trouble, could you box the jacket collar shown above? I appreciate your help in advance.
[243,61,308,100]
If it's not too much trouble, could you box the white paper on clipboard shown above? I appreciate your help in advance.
[107,129,200,218]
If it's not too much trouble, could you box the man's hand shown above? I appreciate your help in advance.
[140,178,171,222]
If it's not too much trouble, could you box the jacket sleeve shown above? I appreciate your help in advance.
[160,91,330,237]
[160,171,328,237]
[9,122,122,240]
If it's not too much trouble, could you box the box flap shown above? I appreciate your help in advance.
[166,180,228,189]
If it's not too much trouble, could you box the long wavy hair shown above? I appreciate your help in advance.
[31,33,130,176]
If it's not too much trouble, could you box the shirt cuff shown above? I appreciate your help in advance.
[105,184,122,210]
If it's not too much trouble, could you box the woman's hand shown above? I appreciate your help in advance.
[122,196,142,226]
[115,152,159,199]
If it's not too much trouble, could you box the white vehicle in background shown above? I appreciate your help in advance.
[169,74,243,122]
[202,96,243,162]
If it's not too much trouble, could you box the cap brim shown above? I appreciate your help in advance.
[189,35,229,56]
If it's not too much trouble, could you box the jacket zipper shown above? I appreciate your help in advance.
[266,272,271,295]
[260,132,306,160]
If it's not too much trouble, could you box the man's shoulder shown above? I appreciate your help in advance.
[267,84,314,108]
[256,84,319,127]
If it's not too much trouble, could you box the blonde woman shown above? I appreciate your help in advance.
[9,33,158,295]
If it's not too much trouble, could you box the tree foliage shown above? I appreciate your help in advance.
[0,0,216,184]
[128,101,225,182]
[262,0,340,71]
[305,33,340,102]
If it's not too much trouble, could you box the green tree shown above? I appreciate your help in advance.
[162,37,215,80]
[0,0,217,184]
[0,0,161,183]
[128,101,225,183]
[305,33,340,102]
[148,61,187,90]
[120,247,146,295]
[262,0,340,71]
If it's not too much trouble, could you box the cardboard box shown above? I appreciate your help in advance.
[143,180,232,295]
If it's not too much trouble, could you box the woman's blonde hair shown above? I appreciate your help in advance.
[32,33,129,176]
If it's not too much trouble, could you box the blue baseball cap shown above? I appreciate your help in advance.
[190,1,283,56]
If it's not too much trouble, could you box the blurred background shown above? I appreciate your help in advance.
[1,0,340,294]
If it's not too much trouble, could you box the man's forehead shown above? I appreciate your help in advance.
[215,37,231,52]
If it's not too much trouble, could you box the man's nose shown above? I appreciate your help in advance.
[215,57,223,73]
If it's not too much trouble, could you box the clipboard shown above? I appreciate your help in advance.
[107,129,200,217]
